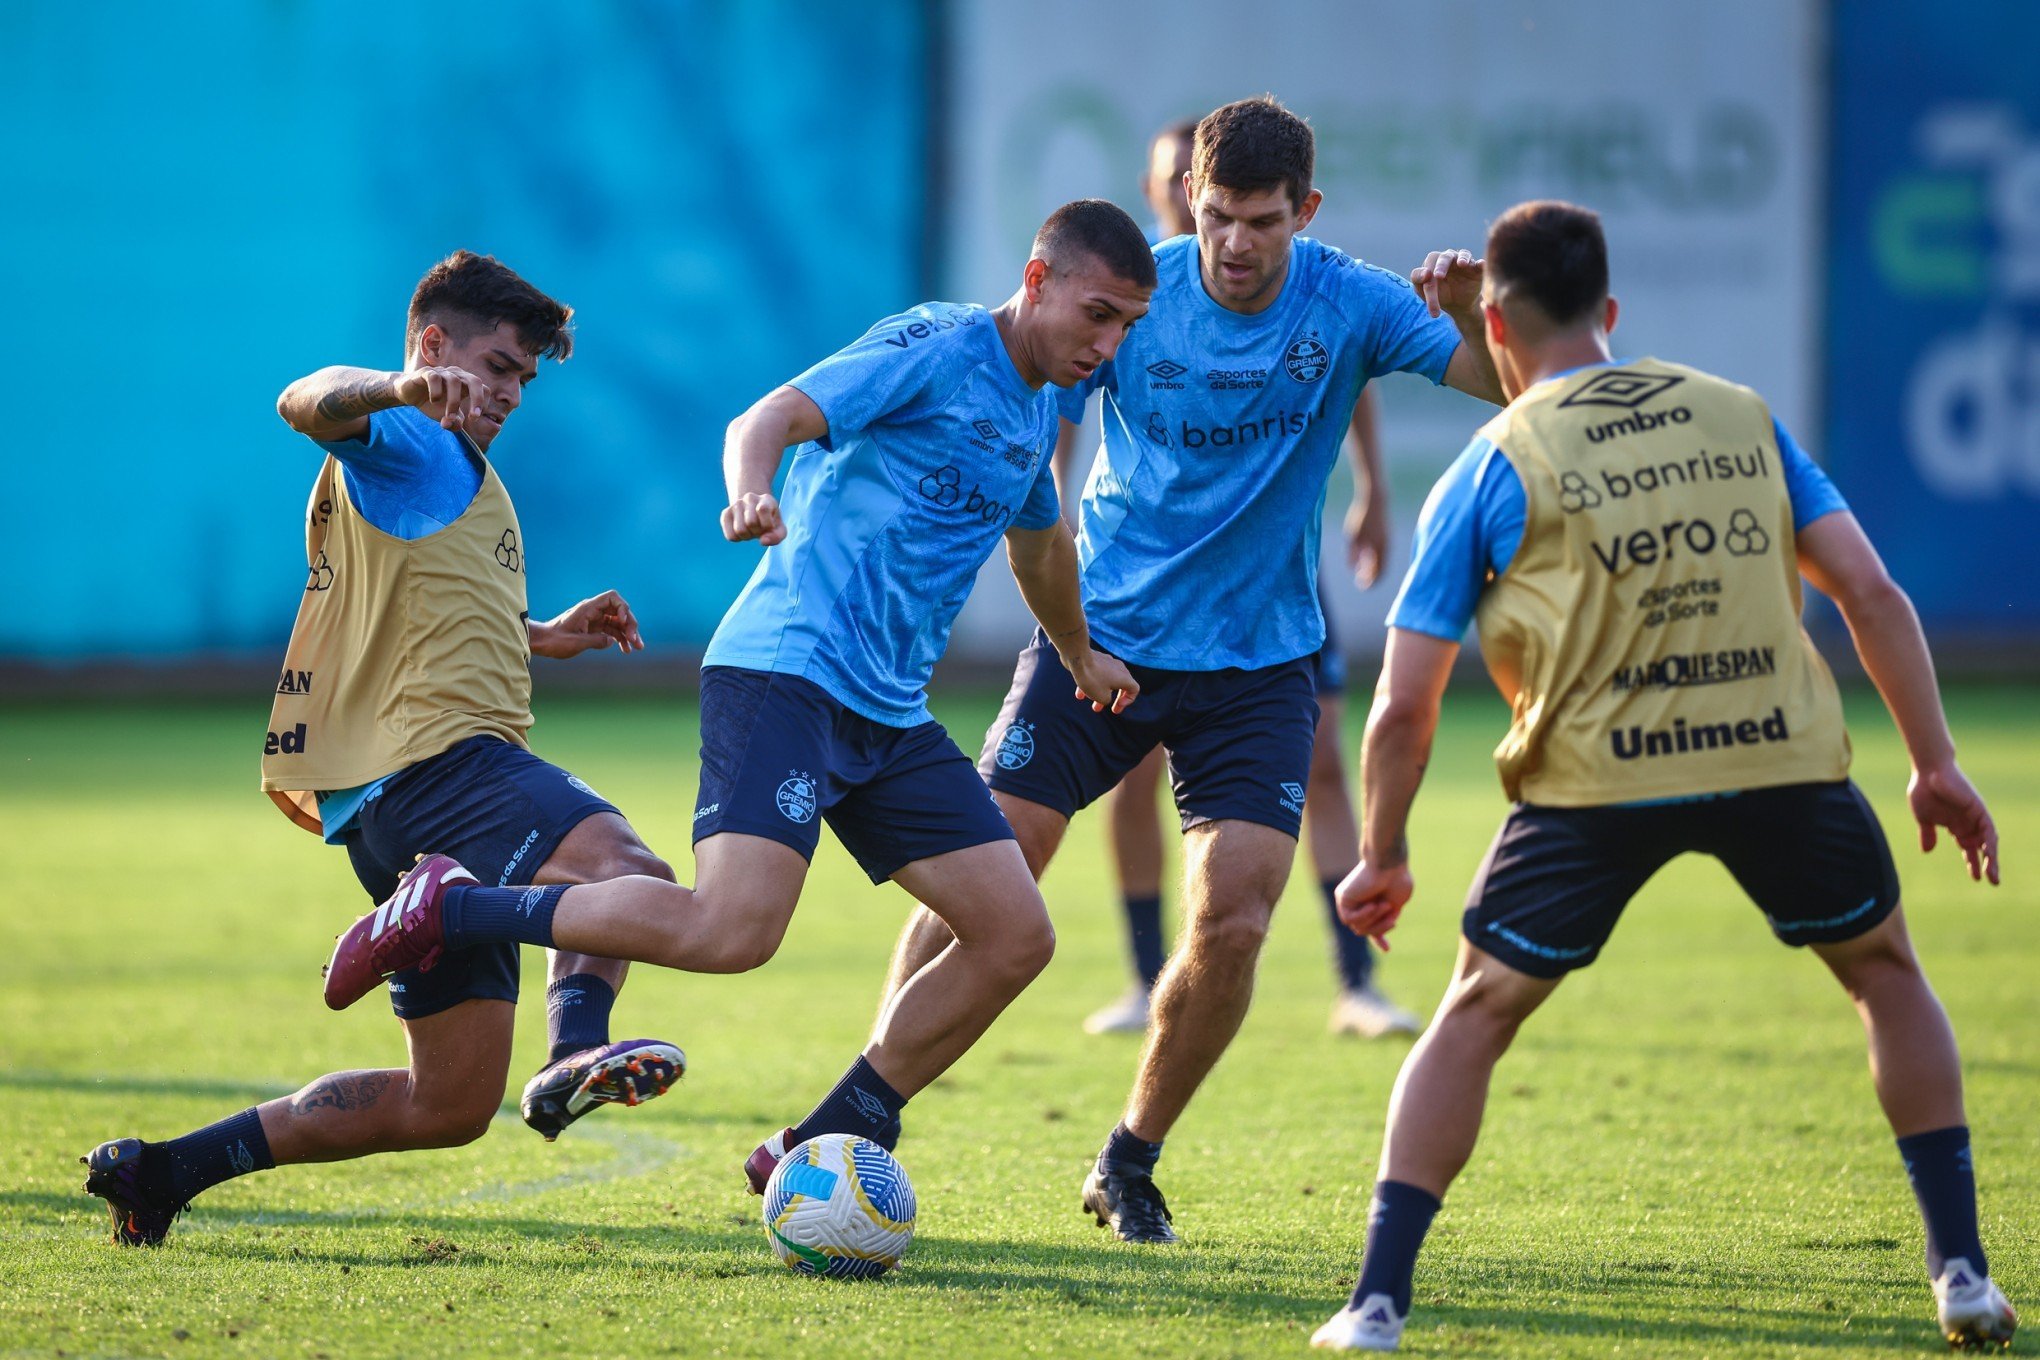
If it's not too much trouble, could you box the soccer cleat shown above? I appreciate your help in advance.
[1083,987,1151,1035]
[1329,986,1421,1039]
[520,1039,686,1141]
[1935,1258,2016,1351]
[745,1127,796,1195]
[1310,1294,1406,1351]
[80,1139,187,1247]
[1081,1162,1178,1243]
[322,853,476,1010]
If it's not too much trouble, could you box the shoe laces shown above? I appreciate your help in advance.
[1105,1165,1172,1231]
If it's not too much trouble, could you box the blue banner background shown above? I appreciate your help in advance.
[1826,0,2040,635]
[0,2,928,660]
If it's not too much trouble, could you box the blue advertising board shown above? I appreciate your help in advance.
[1827,0,2040,636]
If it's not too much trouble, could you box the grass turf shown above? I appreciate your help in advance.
[0,685,2032,1358]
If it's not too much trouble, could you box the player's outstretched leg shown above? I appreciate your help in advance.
[1315,942,1557,1349]
[1810,909,2015,1351]
[516,813,687,1141]
[748,837,1056,1191]
[82,998,514,1245]
[1084,818,1292,1244]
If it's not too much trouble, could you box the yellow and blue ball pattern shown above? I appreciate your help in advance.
[762,1133,916,1279]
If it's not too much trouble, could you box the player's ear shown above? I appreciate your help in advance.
[1603,295,1619,335]
[1022,257,1050,304]
[418,323,447,366]
[1293,187,1323,232]
[1484,301,1507,350]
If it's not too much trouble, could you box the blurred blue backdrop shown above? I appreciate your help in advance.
[0,1,930,660]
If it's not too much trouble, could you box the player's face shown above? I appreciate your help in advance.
[1191,181,1321,314]
[1143,134,1195,238]
[1031,255,1152,387]
[421,320,542,452]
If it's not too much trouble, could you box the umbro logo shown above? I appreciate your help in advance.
[1147,358,1187,389]
[1557,369,1685,410]
[847,1088,890,1125]
[972,418,1000,440]
[555,988,584,1005]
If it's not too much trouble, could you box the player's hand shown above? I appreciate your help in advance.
[394,366,491,433]
[1412,249,1484,321]
[531,589,644,659]
[1909,761,2000,885]
[1067,648,1139,715]
[1336,859,1414,950]
[1345,496,1390,588]
[722,491,785,545]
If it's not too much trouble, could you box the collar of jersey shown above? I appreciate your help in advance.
[1186,237,1299,323]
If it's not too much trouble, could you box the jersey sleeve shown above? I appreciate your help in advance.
[788,315,955,450]
[1345,261,1462,386]
[1386,437,1526,641]
[314,408,479,539]
[314,404,447,474]
[1014,453,1062,531]
[1774,416,1849,530]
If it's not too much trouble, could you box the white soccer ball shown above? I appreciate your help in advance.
[761,1133,917,1279]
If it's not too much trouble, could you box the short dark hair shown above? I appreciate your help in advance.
[1033,199,1157,290]
[1485,201,1609,328]
[1191,96,1314,210]
[406,250,574,362]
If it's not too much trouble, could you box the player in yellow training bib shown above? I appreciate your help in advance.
[1310,202,2011,1354]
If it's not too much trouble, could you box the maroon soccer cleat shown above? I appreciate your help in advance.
[745,1127,797,1195]
[322,854,476,1010]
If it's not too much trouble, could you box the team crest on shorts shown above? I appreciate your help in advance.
[776,771,818,824]
[1284,334,1329,384]
[995,719,1036,770]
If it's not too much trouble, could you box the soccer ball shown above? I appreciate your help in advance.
[761,1133,916,1279]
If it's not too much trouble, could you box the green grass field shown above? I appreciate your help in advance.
[0,685,2032,1359]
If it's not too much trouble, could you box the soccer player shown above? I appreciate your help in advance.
[1310,200,2013,1353]
[1079,117,1417,1040]
[317,201,1154,1191]
[887,95,1504,1243]
[81,251,684,1246]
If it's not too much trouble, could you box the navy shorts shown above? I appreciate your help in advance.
[1464,780,1902,979]
[340,735,620,1020]
[692,667,1015,884]
[981,630,1319,837]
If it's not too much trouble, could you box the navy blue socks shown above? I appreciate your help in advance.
[1100,1121,1163,1174]
[791,1056,907,1150]
[154,1108,274,1204]
[1322,877,1375,991]
[441,884,566,949]
[1123,893,1167,991]
[1351,1180,1442,1316]
[546,973,616,1063]
[1898,1125,1987,1280]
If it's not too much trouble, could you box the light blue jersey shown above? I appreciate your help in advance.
[1060,235,1461,670]
[308,406,485,840]
[705,303,1062,726]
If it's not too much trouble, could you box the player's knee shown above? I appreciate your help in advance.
[1192,902,1272,962]
[697,918,788,974]
[1437,973,1536,1052]
[1001,909,1057,982]
[409,1096,497,1148]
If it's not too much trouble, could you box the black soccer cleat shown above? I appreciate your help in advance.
[519,1039,686,1141]
[80,1139,188,1246]
[1082,1161,1179,1244]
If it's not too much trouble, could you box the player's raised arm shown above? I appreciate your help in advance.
[1797,511,2000,884]
[1338,628,1459,945]
[1411,248,1506,406]
[277,365,492,444]
[720,385,828,546]
[1004,521,1137,715]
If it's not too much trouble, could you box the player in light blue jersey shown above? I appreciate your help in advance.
[318,201,1155,1193]
[1077,116,1419,1044]
[881,97,1506,1243]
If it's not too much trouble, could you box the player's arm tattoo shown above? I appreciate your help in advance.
[289,1070,396,1115]
[312,372,399,424]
